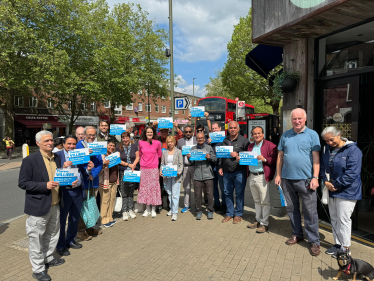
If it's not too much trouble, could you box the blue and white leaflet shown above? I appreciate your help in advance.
[216,146,233,158]
[88,141,107,156]
[239,151,258,166]
[123,171,141,183]
[105,152,121,168]
[190,149,207,161]
[54,168,78,186]
[158,117,173,129]
[162,165,178,177]
[182,145,192,156]
[278,185,287,207]
[68,148,90,165]
[210,131,225,143]
[110,124,126,135]
[190,106,205,117]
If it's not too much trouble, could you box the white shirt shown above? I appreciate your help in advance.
[167,155,173,165]
[184,137,194,165]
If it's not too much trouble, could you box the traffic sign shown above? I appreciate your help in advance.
[235,97,239,102]
[175,97,191,110]
[238,101,245,108]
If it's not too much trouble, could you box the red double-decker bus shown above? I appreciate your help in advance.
[196,96,255,137]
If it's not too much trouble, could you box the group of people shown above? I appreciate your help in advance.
[18,108,363,281]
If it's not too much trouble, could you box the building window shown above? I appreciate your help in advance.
[81,102,87,111]
[183,110,185,114]
[91,102,96,112]
[175,110,179,114]
[161,105,166,113]
[114,103,122,115]
[47,98,54,109]
[162,96,165,100]
[146,104,151,112]
[138,102,143,111]
[126,103,133,110]
[14,95,24,107]
[29,97,38,108]
[68,101,72,110]
[104,100,110,108]
[155,105,159,113]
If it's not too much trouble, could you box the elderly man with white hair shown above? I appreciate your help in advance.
[19,130,69,281]
[275,108,321,256]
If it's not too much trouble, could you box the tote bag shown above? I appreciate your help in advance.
[114,188,123,213]
[80,182,100,229]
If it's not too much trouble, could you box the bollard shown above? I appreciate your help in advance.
[22,143,29,158]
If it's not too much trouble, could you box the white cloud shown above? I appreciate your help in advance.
[175,77,206,98]
[175,74,187,86]
[108,0,251,62]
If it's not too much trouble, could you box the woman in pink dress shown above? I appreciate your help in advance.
[137,126,162,218]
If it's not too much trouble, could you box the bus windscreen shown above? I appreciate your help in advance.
[198,98,226,111]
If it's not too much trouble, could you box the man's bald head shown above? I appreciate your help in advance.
[291,108,307,133]
[291,108,307,119]
[196,132,205,145]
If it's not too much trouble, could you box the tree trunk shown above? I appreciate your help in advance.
[271,99,280,115]
[3,90,15,139]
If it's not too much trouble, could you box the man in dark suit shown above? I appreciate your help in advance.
[55,135,94,256]
[19,130,69,281]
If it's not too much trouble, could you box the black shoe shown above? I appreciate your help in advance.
[220,205,227,215]
[32,271,51,281]
[56,248,70,256]
[68,242,82,249]
[46,258,65,268]
[204,199,208,205]
[214,203,221,212]
[156,206,162,214]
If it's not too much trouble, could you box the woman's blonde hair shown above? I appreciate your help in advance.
[166,135,176,145]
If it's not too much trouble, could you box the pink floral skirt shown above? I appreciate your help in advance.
[137,168,161,206]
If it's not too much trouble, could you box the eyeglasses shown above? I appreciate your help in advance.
[184,131,192,133]
[197,130,203,132]
[86,134,96,138]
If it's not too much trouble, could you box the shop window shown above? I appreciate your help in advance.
[138,103,143,111]
[91,102,96,112]
[318,20,374,77]
[29,97,38,108]
[104,101,110,108]
[14,96,24,107]
[126,103,133,110]
[155,105,159,112]
[47,98,55,109]
[114,103,122,115]
[146,104,151,112]
[81,102,87,111]
[161,105,166,113]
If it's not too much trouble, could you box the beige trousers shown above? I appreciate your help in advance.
[249,173,270,226]
[99,183,118,224]
[78,188,99,233]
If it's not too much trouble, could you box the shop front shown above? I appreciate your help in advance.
[58,115,99,135]
[14,115,66,146]
[251,0,374,244]
[115,116,147,135]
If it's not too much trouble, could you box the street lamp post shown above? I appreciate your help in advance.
[169,0,175,135]
[192,78,196,126]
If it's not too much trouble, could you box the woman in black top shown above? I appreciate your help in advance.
[116,132,140,221]
[270,127,280,146]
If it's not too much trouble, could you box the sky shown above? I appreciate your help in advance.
[106,0,252,97]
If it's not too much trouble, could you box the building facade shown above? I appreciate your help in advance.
[251,0,374,243]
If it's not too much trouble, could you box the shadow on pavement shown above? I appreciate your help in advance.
[0,223,9,235]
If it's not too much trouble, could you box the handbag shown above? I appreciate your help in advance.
[80,182,100,229]
[114,188,123,213]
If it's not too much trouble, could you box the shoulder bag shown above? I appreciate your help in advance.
[80,181,100,228]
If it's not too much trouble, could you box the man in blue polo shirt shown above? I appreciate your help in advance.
[275,108,321,256]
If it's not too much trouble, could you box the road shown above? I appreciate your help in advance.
[0,167,25,222]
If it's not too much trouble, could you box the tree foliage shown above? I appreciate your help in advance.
[221,8,281,115]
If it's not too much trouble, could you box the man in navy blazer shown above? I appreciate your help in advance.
[55,135,94,256]
[19,131,68,281]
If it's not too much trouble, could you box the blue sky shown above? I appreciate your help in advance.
[106,0,252,97]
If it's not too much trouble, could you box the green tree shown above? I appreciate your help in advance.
[221,8,281,114]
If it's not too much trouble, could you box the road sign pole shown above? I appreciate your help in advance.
[169,0,175,135]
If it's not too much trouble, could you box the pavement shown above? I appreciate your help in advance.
[1,183,373,281]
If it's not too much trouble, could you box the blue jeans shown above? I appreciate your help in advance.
[223,170,247,217]
[213,168,225,205]
[164,178,181,214]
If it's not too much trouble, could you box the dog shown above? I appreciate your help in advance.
[334,250,374,281]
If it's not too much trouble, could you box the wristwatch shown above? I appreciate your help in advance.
[263,158,267,162]
[312,176,318,180]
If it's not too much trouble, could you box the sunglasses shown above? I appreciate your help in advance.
[184,131,192,133]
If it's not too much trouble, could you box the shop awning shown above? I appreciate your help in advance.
[16,120,66,128]
[245,45,283,79]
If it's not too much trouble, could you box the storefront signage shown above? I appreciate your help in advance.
[290,0,326,8]
[15,115,59,121]
[54,168,78,186]
[58,116,99,126]
[333,113,343,123]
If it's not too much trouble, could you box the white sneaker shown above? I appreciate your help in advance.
[151,209,157,218]
[142,210,150,217]
[122,212,129,221]
[172,214,178,221]
[167,210,172,216]
[128,210,136,219]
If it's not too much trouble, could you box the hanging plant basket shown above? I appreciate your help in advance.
[272,71,300,98]
[281,78,298,93]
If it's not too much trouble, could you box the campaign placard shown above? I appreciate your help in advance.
[123,171,141,183]
[239,151,258,166]
[190,149,207,161]
[54,168,78,186]
[105,152,121,168]
[68,148,90,165]
[162,165,178,177]
[216,146,234,158]
[158,117,173,129]
[210,131,226,143]
[110,124,126,135]
[182,145,192,156]
[190,106,205,117]
[88,141,107,156]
